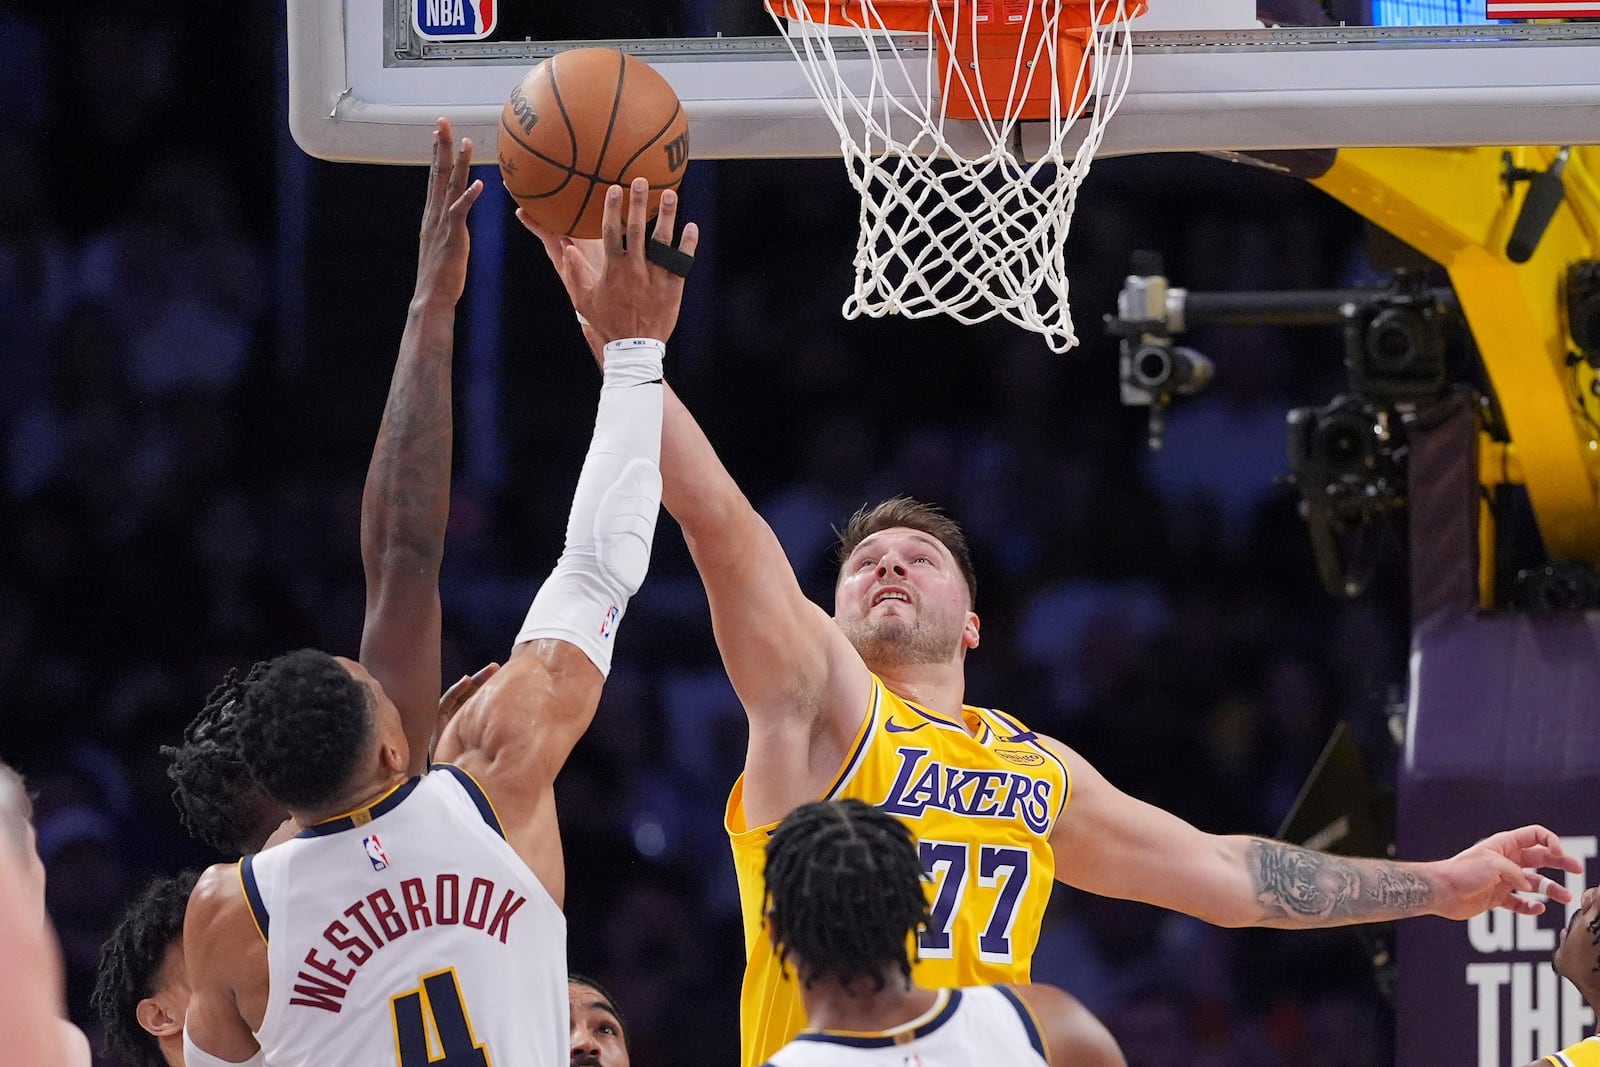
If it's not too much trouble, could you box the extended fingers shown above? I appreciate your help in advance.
[651,188,700,257]
[423,119,452,218]
[451,178,484,218]
[626,177,649,258]
[1518,844,1584,873]
[1500,825,1586,873]
[652,188,678,244]
[449,134,475,198]
[1502,892,1548,917]
[601,184,626,258]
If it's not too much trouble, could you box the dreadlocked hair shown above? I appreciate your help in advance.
[235,649,372,810]
[763,799,931,992]
[91,869,201,1067]
[163,662,283,853]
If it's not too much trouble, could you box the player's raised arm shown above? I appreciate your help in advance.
[435,178,684,904]
[359,117,483,772]
[1045,733,1582,928]
[518,188,871,828]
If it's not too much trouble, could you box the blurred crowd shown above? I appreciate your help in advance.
[5,3,1411,1065]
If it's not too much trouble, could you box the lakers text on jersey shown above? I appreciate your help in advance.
[727,676,1070,1067]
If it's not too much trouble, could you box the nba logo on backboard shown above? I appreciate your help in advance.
[599,604,619,639]
[413,0,497,41]
[363,834,390,871]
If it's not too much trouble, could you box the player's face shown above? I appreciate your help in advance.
[1554,886,1600,985]
[568,984,628,1067]
[334,657,410,774]
[835,527,978,669]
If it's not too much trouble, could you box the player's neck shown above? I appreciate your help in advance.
[800,972,939,1035]
[1577,980,1600,1020]
[873,662,967,724]
[292,769,410,828]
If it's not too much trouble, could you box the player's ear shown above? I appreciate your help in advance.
[379,737,407,775]
[963,611,980,650]
[136,995,182,1039]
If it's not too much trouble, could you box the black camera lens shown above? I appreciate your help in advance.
[1365,308,1424,376]
[1134,345,1172,387]
[1314,407,1378,477]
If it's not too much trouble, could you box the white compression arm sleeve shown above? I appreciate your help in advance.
[515,339,665,676]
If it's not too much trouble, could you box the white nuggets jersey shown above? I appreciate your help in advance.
[240,766,565,1067]
[761,987,1049,1067]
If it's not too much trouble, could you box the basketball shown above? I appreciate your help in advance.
[498,49,690,239]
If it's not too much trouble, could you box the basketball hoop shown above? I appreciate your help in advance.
[768,0,1144,352]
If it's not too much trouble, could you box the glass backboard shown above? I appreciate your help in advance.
[288,0,1600,164]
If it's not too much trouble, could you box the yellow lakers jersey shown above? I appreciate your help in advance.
[1547,1037,1600,1066]
[727,675,1071,1067]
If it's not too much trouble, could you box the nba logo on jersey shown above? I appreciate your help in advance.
[412,0,497,41]
[363,834,390,872]
[600,604,619,639]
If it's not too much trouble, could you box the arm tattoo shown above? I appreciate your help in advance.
[1249,840,1433,925]
[363,336,453,564]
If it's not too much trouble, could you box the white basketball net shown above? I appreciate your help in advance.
[770,0,1138,352]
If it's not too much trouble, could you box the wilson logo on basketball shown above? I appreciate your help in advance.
[995,749,1045,767]
[507,88,538,135]
[663,131,689,172]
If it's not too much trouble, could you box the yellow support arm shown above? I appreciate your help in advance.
[1310,146,1600,564]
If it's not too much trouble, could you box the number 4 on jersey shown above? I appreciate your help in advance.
[391,968,490,1066]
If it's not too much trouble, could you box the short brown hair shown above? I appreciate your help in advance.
[835,497,977,608]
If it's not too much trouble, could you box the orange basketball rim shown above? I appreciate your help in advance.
[767,0,1147,121]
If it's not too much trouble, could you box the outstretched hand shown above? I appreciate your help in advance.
[1431,824,1584,920]
[518,177,699,348]
[415,117,484,310]
[428,662,501,765]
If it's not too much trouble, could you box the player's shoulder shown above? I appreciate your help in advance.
[188,861,243,913]
[184,862,258,956]
[999,983,1126,1067]
[1533,1035,1600,1067]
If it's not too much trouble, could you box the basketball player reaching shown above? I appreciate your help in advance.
[759,799,1123,1067]
[1531,886,1600,1067]
[180,177,696,1067]
[164,118,487,858]
[122,119,493,1067]
[528,218,1585,1067]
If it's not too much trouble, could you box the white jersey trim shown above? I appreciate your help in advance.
[182,1029,264,1067]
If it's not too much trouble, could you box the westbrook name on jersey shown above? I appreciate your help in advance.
[728,676,1070,1067]
[241,766,567,1067]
